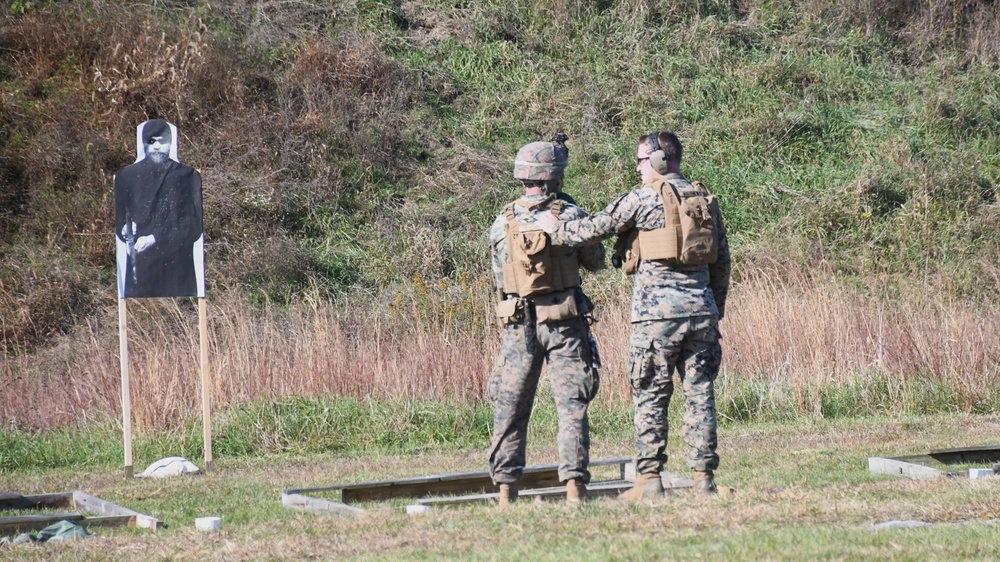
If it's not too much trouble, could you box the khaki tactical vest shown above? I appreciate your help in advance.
[501,197,582,297]
[623,178,720,273]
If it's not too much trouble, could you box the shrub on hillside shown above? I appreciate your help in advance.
[806,0,1000,62]
[0,246,92,350]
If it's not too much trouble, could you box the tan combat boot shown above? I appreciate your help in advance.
[693,470,718,494]
[619,472,664,501]
[566,478,586,504]
[498,483,518,506]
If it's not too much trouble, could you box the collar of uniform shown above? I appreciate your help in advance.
[519,192,551,201]
[515,193,555,210]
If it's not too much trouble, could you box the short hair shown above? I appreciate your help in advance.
[638,131,682,163]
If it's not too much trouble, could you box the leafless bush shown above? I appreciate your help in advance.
[283,38,413,172]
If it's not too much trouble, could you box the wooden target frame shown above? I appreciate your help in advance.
[114,120,212,477]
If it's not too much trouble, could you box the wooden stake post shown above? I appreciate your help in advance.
[118,298,133,479]
[199,297,213,472]
[118,298,213,476]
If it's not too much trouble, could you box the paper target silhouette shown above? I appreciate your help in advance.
[114,120,205,298]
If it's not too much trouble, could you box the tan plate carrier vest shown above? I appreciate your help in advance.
[623,178,720,273]
[502,198,582,297]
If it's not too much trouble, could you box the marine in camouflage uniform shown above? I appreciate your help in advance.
[546,131,731,495]
[487,139,605,502]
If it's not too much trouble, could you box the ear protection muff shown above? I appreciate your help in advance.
[647,130,670,175]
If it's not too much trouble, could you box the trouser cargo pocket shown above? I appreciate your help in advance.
[628,334,656,390]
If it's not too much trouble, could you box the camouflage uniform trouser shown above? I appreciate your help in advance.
[488,313,600,484]
[628,315,722,474]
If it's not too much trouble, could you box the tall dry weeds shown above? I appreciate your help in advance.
[725,268,1000,413]
[2,272,998,431]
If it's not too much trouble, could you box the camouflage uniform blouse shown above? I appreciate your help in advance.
[550,173,731,323]
[489,193,606,292]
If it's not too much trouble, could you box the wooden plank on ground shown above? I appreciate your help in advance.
[72,491,162,529]
[588,458,632,472]
[18,493,73,509]
[416,474,695,508]
[662,473,695,489]
[73,515,136,528]
[417,481,637,506]
[927,445,1000,465]
[282,493,365,515]
[868,457,943,479]
[623,463,695,489]
[73,515,135,529]
[0,512,84,532]
[0,491,160,531]
[0,493,33,511]
[331,457,630,503]
[72,491,135,517]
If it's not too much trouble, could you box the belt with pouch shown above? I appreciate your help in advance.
[496,289,579,325]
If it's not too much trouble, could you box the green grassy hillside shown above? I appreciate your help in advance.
[1,0,997,347]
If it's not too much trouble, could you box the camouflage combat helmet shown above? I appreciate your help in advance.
[513,135,569,181]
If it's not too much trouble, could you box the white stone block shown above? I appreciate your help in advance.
[195,516,221,532]
[406,505,432,515]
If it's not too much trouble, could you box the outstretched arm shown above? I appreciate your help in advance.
[548,191,642,247]
[557,204,606,272]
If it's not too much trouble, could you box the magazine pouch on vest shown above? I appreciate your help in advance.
[532,288,579,324]
[496,298,523,326]
[636,178,719,266]
[501,199,582,297]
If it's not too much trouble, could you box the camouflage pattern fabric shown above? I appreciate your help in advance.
[513,141,568,181]
[488,314,600,484]
[548,172,730,475]
[489,193,605,289]
[549,173,731,322]
[629,316,721,473]
[487,192,605,484]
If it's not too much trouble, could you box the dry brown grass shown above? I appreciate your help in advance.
[792,0,1000,63]
[726,268,1000,405]
[2,270,998,431]
[0,284,501,430]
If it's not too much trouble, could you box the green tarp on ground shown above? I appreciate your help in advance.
[0,519,92,545]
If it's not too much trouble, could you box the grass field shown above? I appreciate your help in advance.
[2,412,999,560]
